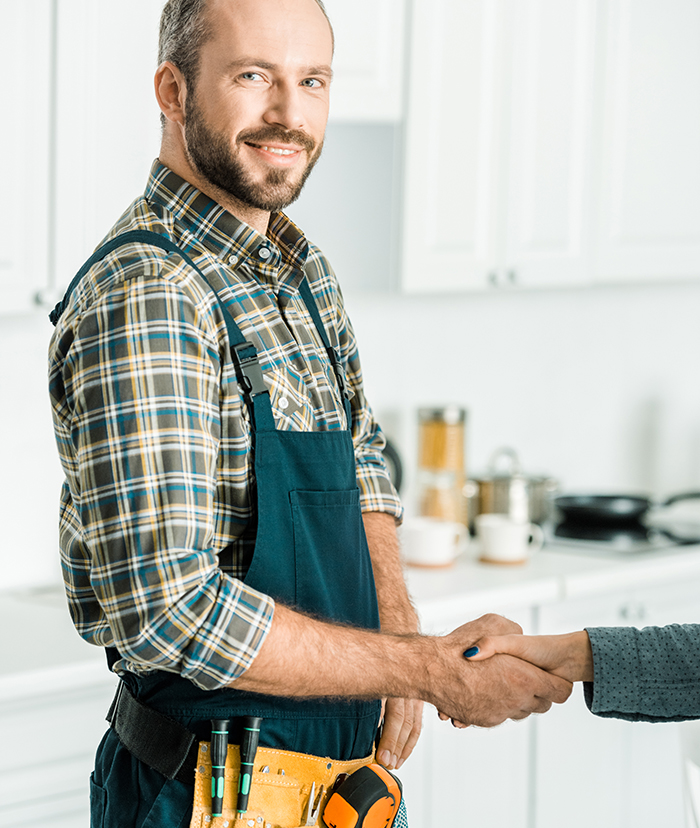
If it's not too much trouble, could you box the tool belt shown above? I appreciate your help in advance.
[107,682,374,828]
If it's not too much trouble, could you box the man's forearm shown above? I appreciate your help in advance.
[230,602,427,700]
[362,511,418,634]
[229,606,573,726]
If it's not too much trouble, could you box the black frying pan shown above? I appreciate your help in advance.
[555,492,700,524]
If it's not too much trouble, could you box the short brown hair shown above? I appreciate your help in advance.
[158,0,334,90]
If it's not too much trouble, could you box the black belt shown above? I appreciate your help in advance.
[107,681,199,785]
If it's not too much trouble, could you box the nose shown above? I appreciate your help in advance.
[263,81,306,131]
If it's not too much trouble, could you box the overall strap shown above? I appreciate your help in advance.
[298,276,353,423]
[49,229,276,431]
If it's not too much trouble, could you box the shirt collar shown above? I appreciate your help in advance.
[145,160,309,298]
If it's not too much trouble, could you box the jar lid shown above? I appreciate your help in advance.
[418,406,467,425]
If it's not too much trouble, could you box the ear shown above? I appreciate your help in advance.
[155,60,187,126]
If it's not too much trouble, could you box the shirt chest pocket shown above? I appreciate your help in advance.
[266,361,344,431]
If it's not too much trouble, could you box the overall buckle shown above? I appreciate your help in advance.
[233,342,268,397]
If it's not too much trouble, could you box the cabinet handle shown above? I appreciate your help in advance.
[619,602,647,623]
[507,269,517,285]
[34,288,65,309]
[488,271,499,287]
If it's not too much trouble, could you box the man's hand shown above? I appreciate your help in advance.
[377,698,424,770]
[429,614,573,727]
[464,630,595,684]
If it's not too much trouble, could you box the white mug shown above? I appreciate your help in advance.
[400,517,467,568]
[476,513,543,564]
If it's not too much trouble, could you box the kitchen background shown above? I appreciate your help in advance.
[2,0,700,589]
[2,1,700,827]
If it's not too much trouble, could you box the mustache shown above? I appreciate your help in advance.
[237,126,316,152]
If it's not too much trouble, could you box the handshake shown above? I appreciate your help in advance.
[431,613,592,729]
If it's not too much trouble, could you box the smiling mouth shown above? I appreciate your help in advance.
[246,142,302,157]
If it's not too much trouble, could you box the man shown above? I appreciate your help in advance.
[48,1,571,825]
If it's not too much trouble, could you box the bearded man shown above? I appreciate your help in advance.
[47,1,571,825]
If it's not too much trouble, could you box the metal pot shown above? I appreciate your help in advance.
[465,447,559,527]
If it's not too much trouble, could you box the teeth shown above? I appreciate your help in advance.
[260,146,296,156]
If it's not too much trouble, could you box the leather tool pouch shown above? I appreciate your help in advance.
[189,741,373,828]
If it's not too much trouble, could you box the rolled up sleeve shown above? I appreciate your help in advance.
[61,270,273,690]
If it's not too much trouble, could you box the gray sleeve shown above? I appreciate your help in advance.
[583,624,700,722]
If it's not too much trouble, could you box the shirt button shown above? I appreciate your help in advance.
[229,254,238,265]
[279,397,289,411]
[258,247,271,260]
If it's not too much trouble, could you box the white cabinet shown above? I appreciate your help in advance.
[399,603,535,828]
[401,0,700,293]
[533,576,700,828]
[593,0,700,284]
[51,0,163,293]
[401,0,502,292]
[0,670,118,828]
[401,0,598,293]
[324,0,407,123]
[0,2,53,314]
[503,0,598,289]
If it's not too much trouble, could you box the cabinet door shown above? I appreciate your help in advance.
[0,676,118,828]
[52,0,163,290]
[534,578,700,828]
[324,0,406,122]
[534,595,631,828]
[0,2,52,314]
[594,0,700,283]
[401,0,505,293]
[502,0,598,288]
[400,603,534,828]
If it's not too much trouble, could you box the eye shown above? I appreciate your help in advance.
[301,78,323,89]
[240,71,264,82]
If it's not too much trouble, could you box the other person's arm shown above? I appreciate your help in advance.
[465,624,700,722]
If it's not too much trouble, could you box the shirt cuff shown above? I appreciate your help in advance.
[356,460,404,522]
[584,626,643,720]
[115,572,275,692]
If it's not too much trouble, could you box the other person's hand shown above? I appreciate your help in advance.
[430,614,573,727]
[463,630,594,684]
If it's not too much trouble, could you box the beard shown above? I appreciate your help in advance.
[183,92,324,213]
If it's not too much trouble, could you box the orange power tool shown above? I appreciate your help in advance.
[322,764,403,828]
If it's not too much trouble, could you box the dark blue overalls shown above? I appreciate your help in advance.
[52,232,384,827]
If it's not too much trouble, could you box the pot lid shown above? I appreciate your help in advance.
[472,447,557,485]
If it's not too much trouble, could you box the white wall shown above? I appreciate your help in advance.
[345,282,700,513]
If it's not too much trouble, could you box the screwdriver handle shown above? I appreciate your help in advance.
[237,716,262,814]
[210,718,230,817]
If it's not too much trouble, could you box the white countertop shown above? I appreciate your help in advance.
[0,585,111,702]
[4,540,700,698]
[405,539,700,629]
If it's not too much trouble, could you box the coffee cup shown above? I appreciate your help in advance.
[475,513,543,564]
[400,517,467,568]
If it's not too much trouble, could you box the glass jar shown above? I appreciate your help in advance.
[416,406,467,523]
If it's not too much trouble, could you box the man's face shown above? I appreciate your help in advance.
[183,0,333,213]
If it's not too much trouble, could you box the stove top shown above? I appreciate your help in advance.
[544,519,700,556]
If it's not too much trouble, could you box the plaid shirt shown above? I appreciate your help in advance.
[48,161,402,691]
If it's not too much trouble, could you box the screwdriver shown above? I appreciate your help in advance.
[237,716,263,815]
[210,719,230,818]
